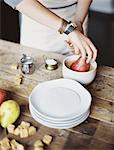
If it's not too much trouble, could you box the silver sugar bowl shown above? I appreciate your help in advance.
[20,54,35,74]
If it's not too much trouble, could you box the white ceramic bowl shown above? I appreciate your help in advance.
[62,55,97,85]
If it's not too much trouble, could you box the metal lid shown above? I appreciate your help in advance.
[21,54,33,65]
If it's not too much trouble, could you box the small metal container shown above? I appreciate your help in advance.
[20,54,35,74]
[45,58,58,71]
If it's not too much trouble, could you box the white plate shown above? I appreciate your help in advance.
[30,106,90,126]
[29,103,89,123]
[29,104,90,124]
[31,110,89,129]
[29,79,91,120]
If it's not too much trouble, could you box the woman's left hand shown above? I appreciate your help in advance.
[66,29,97,63]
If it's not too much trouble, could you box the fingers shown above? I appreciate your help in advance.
[74,42,86,60]
[74,45,80,55]
[66,31,98,62]
[85,38,97,62]
[65,40,73,50]
[66,39,87,60]
[65,40,80,55]
[77,36,97,63]
[81,40,93,63]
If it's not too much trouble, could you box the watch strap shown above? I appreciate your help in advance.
[58,19,68,34]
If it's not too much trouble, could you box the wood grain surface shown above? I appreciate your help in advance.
[0,40,114,150]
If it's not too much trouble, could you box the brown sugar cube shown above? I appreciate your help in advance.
[7,124,15,134]
[16,74,23,79]
[14,127,20,136]
[42,135,52,145]
[20,121,30,128]
[0,137,10,144]
[34,147,44,150]
[15,74,24,85]
[34,140,44,148]
[11,63,19,70]
[1,145,10,150]
[16,143,25,150]
[20,128,29,138]
[17,125,22,129]
[17,144,25,150]
[28,126,37,136]
[10,139,17,150]
[11,139,25,150]
[15,78,23,85]
[0,137,10,150]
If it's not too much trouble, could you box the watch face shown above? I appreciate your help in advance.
[64,25,76,35]
[64,21,77,35]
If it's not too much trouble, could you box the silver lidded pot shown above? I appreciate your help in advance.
[20,54,35,74]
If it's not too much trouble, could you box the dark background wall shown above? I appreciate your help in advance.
[88,11,114,67]
[0,0,20,43]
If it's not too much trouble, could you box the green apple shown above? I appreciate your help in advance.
[0,100,20,128]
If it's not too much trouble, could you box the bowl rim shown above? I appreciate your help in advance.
[63,55,97,74]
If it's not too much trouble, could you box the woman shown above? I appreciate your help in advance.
[4,0,97,63]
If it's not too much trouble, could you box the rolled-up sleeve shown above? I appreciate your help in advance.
[4,0,23,9]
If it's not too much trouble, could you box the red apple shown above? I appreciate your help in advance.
[0,89,7,105]
[70,57,90,72]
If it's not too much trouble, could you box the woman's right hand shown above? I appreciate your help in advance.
[66,29,97,63]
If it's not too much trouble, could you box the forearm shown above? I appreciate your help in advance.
[74,0,92,24]
[16,0,62,31]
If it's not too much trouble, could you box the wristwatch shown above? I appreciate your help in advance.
[64,21,77,35]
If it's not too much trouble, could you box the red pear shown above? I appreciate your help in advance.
[0,89,7,105]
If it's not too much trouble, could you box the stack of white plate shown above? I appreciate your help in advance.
[29,79,91,129]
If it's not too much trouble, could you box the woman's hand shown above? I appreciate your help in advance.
[66,29,97,63]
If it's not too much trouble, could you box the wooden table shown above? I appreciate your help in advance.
[0,40,114,150]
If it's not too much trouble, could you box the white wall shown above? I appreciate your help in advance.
[90,0,114,14]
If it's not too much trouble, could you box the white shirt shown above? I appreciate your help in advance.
[38,0,77,8]
[20,0,78,54]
